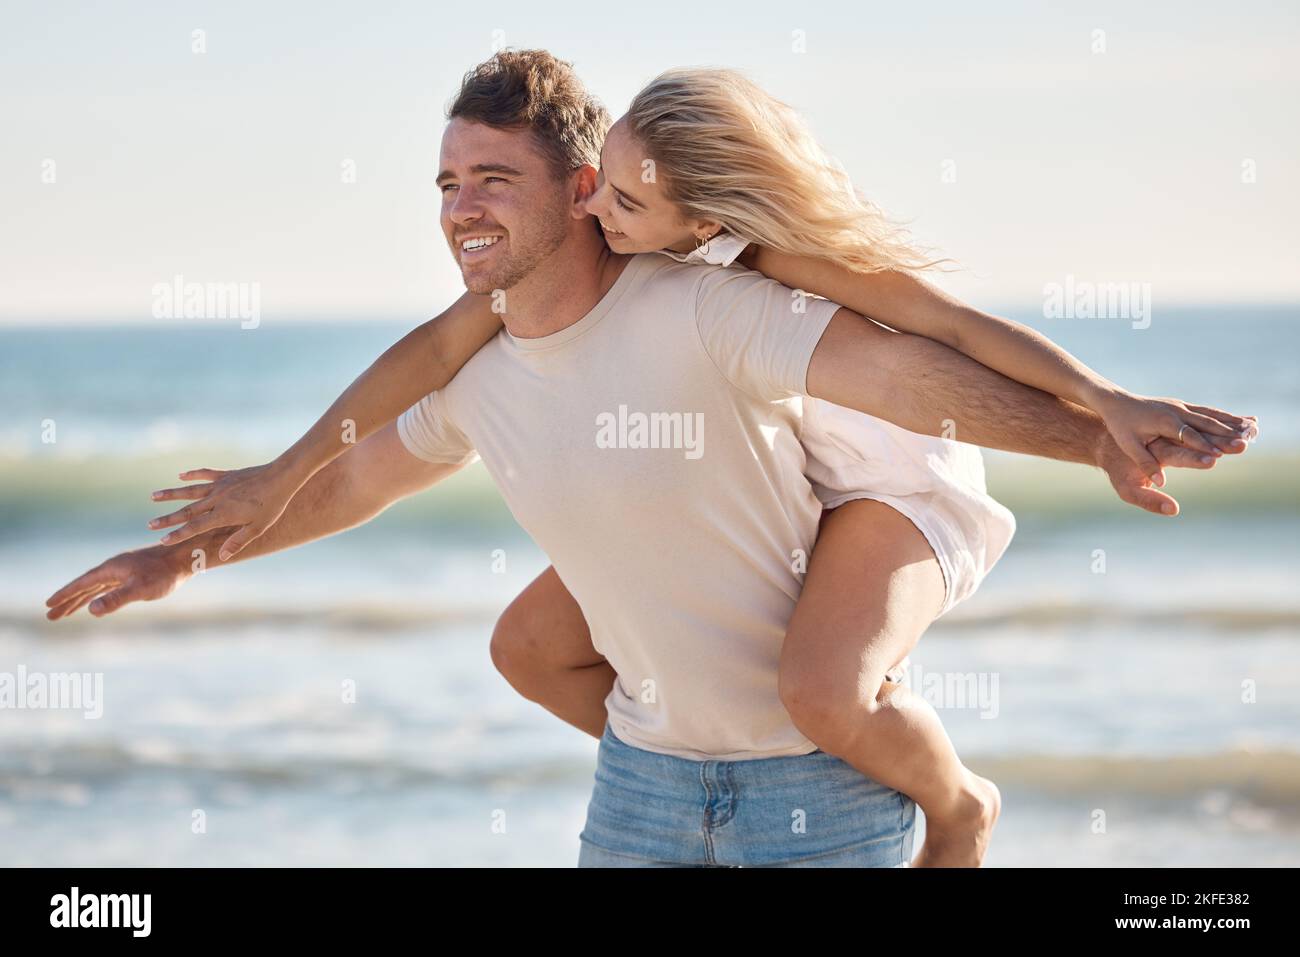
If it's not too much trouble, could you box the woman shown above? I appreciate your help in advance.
[140,67,1255,866]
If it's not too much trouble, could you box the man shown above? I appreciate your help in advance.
[46,50,1228,867]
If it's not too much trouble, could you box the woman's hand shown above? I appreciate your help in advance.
[147,461,308,561]
[1093,389,1257,482]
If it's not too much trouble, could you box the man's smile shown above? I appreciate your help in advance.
[459,234,504,260]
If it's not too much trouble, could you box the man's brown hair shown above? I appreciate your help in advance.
[447,49,611,182]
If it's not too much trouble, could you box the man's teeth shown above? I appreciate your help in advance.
[462,236,501,251]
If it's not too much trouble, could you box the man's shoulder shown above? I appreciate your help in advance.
[690,254,833,327]
[612,252,718,323]
[629,251,782,316]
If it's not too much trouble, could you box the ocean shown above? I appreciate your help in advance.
[1,306,1297,866]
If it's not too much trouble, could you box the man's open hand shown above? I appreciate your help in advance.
[1097,433,1248,516]
[44,545,193,620]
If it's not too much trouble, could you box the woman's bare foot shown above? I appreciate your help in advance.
[910,770,1001,867]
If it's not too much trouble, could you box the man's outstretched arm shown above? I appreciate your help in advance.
[45,421,466,619]
[805,307,1243,515]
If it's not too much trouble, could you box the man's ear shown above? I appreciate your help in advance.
[570,164,599,218]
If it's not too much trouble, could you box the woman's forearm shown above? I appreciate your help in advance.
[937,301,1120,410]
[274,291,503,484]
[746,247,1121,410]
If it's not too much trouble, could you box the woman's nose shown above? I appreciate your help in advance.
[583,182,608,216]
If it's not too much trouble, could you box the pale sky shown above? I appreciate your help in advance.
[1,0,1296,324]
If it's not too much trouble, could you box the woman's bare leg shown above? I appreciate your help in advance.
[778,498,1001,867]
[489,565,613,739]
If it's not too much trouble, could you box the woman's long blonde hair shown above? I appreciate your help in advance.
[627,67,948,274]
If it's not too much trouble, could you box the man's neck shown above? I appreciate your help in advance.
[499,229,633,340]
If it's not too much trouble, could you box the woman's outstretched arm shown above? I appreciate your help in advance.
[146,290,503,559]
[738,245,1255,478]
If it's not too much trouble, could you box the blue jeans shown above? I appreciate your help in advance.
[578,720,916,867]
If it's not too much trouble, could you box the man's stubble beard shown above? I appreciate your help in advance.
[463,199,571,295]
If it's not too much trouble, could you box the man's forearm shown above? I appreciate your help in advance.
[808,309,1107,466]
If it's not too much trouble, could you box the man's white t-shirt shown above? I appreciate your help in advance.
[397,251,841,761]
